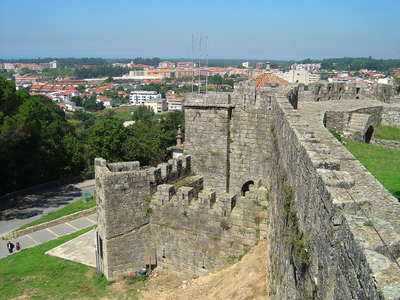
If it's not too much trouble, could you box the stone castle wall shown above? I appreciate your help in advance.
[149,177,268,278]
[266,89,400,299]
[324,106,383,132]
[95,81,400,298]
[95,155,267,280]
[304,82,395,103]
[185,93,233,193]
[381,106,400,128]
[95,156,191,279]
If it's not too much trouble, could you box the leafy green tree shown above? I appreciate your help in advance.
[102,108,115,120]
[77,85,86,93]
[88,119,126,162]
[84,95,98,112]
[21,68,36,75]
[132,105,154,122]
[123,120,165,166]
[103,76,114,83]
[0,77,23,118]
[71,109,94,122]
[60,133,86,176]
[209,74,224,85]
[0,87,78,195]
[71,96,83,107]
[159,110,185,148]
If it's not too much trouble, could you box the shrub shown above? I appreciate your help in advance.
[329,129,343,143]
[144,207,153,216]
[220,219,230,230]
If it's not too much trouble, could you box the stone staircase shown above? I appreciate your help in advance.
[343,113,370,142]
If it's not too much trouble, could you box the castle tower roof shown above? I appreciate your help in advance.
[247,72,288,90]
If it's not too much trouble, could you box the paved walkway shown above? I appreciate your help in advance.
[0,213,97,260]
[46,230,96,267]
[0,179,96,237]
[0,178,98,265]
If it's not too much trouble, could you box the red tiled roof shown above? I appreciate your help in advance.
[247,72,288,90]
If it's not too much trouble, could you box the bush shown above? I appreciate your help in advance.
[220,219,230,230]
[329,129,343,143]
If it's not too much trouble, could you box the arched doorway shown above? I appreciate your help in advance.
[241,181,254,196]
[364,125,374,144]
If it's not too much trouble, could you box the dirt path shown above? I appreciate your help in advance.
[140,239,269,300]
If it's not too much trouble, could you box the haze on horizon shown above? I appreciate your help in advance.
[1,0,399,61]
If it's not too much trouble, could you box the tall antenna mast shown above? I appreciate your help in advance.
[191,34,194,93]
[198,30,202,93]
[206,36,209,94]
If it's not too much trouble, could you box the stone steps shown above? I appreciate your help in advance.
[347,113,370,131]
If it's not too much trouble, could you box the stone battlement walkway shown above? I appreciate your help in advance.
[297,99,400,228]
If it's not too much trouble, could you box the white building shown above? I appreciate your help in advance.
[143,98,167,114]
[96,96,113,108]
[291,63,321,71]
[377,77,395,85]
[276,70,321,85]
[158,61,176,69]
[129,90,161,105]
[168,98,185,111]
[242,62,250,68]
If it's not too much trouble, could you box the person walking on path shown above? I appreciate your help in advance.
[7,241,14,253]
[16,242,21,251]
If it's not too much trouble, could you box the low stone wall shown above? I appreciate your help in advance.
[371,138,400,150]
[3,207,96,239]
[381,107,400,127]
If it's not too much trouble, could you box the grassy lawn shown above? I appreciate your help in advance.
[15,198,96,232]
[0,227,146,299]
[98,106,137,121]
[375,125,400,141]
[95,106,166,122]
[345,141,400,200]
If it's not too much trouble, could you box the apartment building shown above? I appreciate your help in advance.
[158,61,176,69]
[177,62,198,68]
[129,90,161,105]
[144,98,167,113]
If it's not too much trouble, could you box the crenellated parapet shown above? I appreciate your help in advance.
[268,88,400,299]
[303,82,395,103]
[149,175,269,277]
[96,81,400,298]
[95,155,191,280]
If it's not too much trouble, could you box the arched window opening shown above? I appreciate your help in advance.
[364,125,374,144]
[241,181,254,196]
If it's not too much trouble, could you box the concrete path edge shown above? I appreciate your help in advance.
[3,207,96,239]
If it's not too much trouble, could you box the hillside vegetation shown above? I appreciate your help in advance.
[0,77,184,196]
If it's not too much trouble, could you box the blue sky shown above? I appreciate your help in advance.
[0,0,399,60]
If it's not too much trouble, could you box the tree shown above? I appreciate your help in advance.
[209,74,224,85]
[102,108,115,120]
[0,84,78,195]
[103,76,114,83]
[159,110,185,148]
[88,119,126,162]
[123,120,165,166]
[132,105,154,122]
[84,95,98,112]
[21,68,36,75]
[77,85,86,93]
[71,96,83,107]
[71,109,94,122]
